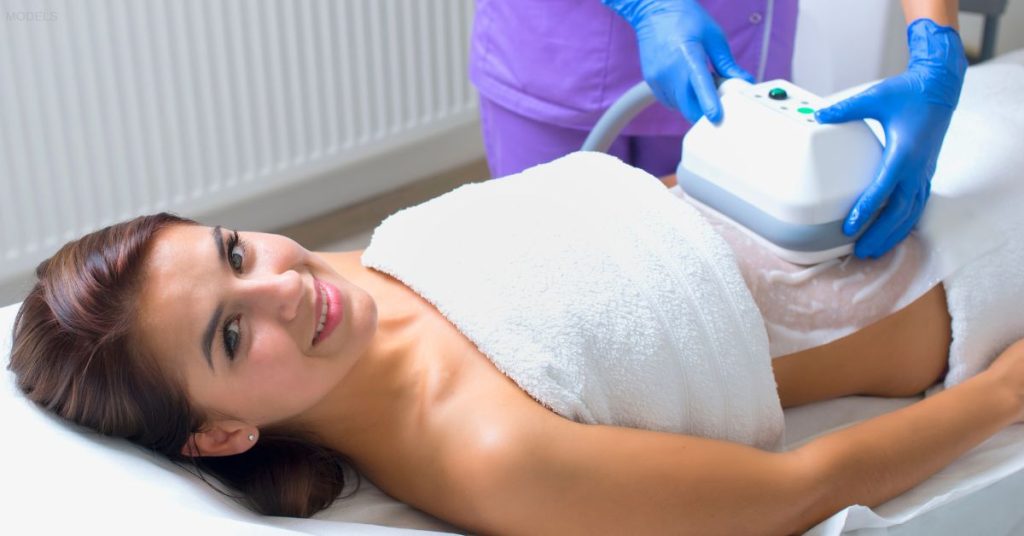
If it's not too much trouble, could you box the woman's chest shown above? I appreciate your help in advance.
[347,305,554,495]
[415,305,550,420]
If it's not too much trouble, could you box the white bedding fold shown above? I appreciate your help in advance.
[914,61,1024,390]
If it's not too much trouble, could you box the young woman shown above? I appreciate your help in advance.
[8,157,1024,535]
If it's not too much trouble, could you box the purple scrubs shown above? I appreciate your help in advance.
[470,0,798,178]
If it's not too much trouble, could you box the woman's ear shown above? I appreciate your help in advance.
[180,421,258,458]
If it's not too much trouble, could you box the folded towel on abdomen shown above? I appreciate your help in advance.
[361,151,784,451]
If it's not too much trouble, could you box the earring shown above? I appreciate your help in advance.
[248,433,256,442]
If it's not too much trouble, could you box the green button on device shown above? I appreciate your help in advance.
[797,107,814,114]
[768,87,788,100]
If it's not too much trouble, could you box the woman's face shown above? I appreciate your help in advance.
[136,224,377,439]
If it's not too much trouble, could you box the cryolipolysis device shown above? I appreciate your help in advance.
[582,78,884,265]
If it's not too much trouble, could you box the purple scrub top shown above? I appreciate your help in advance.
[469,0,798,136]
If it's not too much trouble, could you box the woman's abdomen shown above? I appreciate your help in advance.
[681,197,928,357]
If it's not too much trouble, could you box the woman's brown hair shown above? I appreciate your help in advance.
[7,212,359,517]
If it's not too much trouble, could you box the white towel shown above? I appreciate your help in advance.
[361,151,784,450]
[923,61,1024,389]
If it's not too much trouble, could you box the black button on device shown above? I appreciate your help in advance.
[768,87,788,100]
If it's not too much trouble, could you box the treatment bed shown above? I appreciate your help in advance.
[2,50,1024,535]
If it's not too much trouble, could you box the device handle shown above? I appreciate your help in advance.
[580,82,658,153]
[580,76,732,154]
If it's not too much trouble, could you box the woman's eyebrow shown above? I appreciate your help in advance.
[202,303,224,372]
[201,225,228,371]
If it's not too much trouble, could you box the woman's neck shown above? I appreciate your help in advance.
[293,250,436,454]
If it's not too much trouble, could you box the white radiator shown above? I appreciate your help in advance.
[0,0,482,305]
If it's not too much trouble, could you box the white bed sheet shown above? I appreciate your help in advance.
[5,307,1024,536]
[4,49,1024,536]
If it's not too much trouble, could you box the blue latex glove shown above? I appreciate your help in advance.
[603,0,754,124]
[815,19,967,259]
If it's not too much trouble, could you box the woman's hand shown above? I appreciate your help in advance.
[982,338,1024,423]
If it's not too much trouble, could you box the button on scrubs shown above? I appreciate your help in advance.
[469,0,797,178]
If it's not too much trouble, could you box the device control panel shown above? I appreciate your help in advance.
[738,80,828,126]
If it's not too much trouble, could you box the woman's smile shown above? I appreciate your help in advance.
[313,277,344,346]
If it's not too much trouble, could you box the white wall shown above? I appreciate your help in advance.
[0,0,483,306]
[792,0,908,96]
[793,0,1024,97]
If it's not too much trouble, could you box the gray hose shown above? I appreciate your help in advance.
[580,81,656,153]
[582,76,730,153]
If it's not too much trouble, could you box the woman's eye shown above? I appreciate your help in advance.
[226,231,246,272]
[223,317,241,360]
[230,244,245,271]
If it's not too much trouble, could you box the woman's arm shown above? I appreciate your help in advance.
[902,0,959,29]
[792,364,1017,529]
[460,345,1023,535]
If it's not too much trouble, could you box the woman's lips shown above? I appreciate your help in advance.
[313,278,343,346]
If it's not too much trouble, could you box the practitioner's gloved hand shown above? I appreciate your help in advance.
[815,18,967,259]
[602,0,754,124]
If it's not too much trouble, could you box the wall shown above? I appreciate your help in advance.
[0,0,483,306]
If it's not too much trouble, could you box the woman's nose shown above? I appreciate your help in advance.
[244,269,303,322]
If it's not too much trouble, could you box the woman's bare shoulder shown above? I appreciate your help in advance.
[350,315,571,524]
